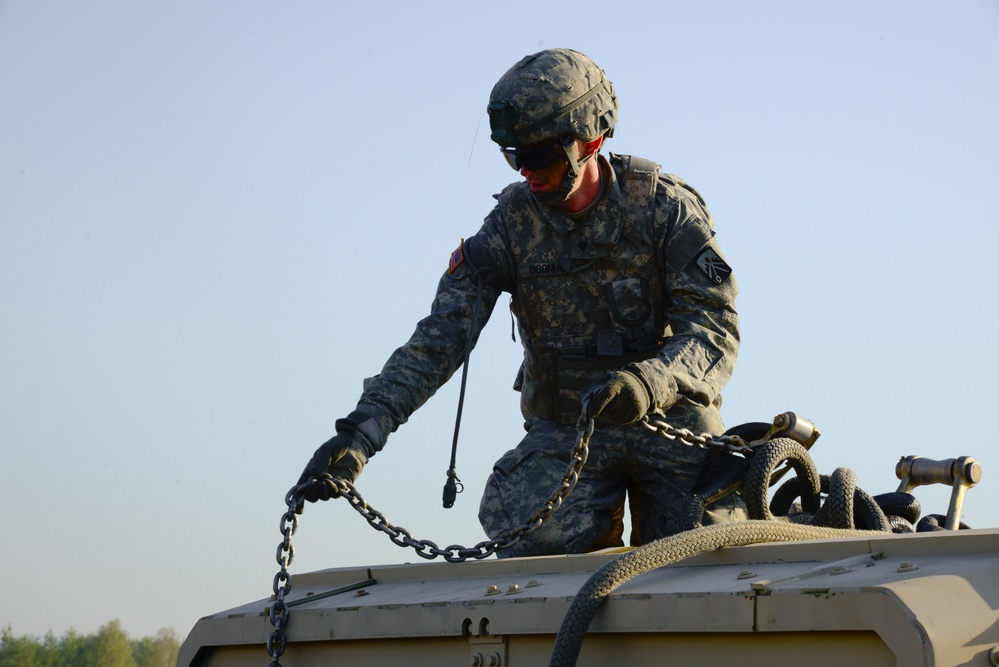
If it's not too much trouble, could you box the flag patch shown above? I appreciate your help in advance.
[448,239,465,274]
[695,247,732,284]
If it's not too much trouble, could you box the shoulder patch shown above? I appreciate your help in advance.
[694,247,732,285]
[448,239,465,274]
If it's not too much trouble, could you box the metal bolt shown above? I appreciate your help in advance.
[897,562,918,573]
[526,579,542,588]
[470,652,484,667]
[485,585,501,596]
[506,583,520,594]
[737,570,756,580]
[487,653,502,667]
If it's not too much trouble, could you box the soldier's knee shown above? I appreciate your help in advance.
[702,492,748,526]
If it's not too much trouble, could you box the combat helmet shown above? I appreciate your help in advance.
[488,48,617,147]
[488,48,618,204]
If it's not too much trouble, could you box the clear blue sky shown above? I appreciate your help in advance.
[2,0,997,643]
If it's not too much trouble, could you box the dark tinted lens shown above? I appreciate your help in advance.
[500,143,564,171]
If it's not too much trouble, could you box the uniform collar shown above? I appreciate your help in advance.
[535,154,624,246]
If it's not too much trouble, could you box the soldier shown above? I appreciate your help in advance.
[299,48,743,556]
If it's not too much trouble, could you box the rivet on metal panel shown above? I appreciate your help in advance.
[737,570,756,580]
[505,584,521,595]
[485,585,501,596]
[526,579,542,588]
[897,562,918,573]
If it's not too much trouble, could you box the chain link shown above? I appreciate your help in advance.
[332,409,595,562]
[265,407,749,664]
[266,485,301,666]
[639,411,754,455]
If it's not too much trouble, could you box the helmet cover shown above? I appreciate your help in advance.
[488,48,617,148]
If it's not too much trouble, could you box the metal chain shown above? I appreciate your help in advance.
[265,407,749,665]
[331,409,596,562]
[267,485,301,666]
[640,411,754,455]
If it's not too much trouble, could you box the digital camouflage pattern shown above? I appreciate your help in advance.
[488,48,618,148]
[352,153,740,554]
[477,418,745,556]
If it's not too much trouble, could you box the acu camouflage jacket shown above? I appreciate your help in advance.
[355,153,739,447]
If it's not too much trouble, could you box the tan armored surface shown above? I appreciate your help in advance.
[180,432,992,667]
[179,524,999,667]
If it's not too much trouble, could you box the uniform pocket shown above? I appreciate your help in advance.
[606,278,651,335]
[492,446,536,475]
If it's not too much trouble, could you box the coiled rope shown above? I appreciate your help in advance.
[548,437,903,667]
[547,521,884,667]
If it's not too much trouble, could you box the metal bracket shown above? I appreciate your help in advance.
[895,455,982,529]
[469,633,508,667]
[752,412,821,449]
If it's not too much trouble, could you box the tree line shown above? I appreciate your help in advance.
[0,620,179,667]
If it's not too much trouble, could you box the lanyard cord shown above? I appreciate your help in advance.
[442,270,486,508]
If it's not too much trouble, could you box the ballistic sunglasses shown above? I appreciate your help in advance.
[499,141,567,171]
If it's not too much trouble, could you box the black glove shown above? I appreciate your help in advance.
[327,446,367,483]
[584,370,652,424]
[298,432,354,502]
[297,410,380,503]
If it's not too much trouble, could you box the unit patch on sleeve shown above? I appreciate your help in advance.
[448,239,465,274]
[694,247,732,285]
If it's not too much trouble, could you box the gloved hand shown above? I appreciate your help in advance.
[584,369,653,424]
[297,432,355,502]
[327,446,367,483]
[301,444,369,502]
[297,410,381,503]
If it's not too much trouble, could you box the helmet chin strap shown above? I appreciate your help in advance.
[534,138,597,207]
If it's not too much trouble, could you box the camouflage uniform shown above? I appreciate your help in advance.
[351,151,741,557]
